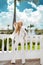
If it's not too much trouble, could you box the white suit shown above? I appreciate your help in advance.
[11,28,27,64]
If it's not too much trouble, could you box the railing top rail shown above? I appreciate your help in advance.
[0,34,43,39]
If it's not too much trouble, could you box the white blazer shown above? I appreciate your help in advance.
[10,28,27,48]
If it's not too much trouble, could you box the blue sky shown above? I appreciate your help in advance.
[16,1,37,12]
[39,0,43,5]
[16,0,43,12]
[0,0,42,12]
[0,0,8,12]
[0,0,43,29]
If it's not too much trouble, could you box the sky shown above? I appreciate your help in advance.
[0,0,14,30]
[0,0,43,30]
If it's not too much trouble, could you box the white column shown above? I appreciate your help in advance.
[2,38,4,52]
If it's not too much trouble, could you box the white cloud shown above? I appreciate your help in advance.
[0,22,3,29]
[16,4,43,29]
[7,0,14,5]
[0,0,14,30]
[7,0,14,12]
[0,11,13,30]
[37,5,43,11]
[8,3,14,12]
[28,2,37,9]
[16,1,20,6]
[0,0,43,30]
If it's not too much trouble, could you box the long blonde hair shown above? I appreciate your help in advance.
[14,21,23,34]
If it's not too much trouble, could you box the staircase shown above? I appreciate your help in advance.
[4,58,41,65]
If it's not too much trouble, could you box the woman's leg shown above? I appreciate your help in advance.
[11,41,18,63]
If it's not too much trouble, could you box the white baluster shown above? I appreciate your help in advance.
[35,37,37,50]
[12,38,13,51]
[21,40,25,64]
[2,38,4,52]
[35,41,37,50]
[11,38,16,63]
[40,36,43,65]
[26,40,27,50]
[30,37,32,50]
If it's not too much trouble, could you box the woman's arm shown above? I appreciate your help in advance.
[9,31,15,39]
[22,28,27,42]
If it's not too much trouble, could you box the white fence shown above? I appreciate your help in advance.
[0,34,43,64]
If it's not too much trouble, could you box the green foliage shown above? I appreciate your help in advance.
[4,38,7,51]
[18,43,21,51]
[9,38,12,51]
[0,39,2,51]
[24,43,26,50]
[0,38,40,51]
[4,38,12,51]
[0,38,12,51]
[37,42,40,50]
[32,42,35,50]
[27,42,30,50]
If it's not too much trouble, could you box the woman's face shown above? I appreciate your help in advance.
[14,22,18,30]
[14,22,23,30]
[18,22,23,28]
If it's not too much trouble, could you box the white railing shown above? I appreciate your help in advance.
[0,34,43,65]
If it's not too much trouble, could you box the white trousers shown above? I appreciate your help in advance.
[11,38,25,64]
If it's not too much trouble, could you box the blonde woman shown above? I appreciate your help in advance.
[11,21,27,64]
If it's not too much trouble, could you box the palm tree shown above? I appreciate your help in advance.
[7,25,10,30]
[27,24,34,34]
[13,0,22,30]
[27,24,34,28]
[13,0,16,23]
[13,0,27,30]
[13,0,39,30]
[30,24,34,28]
[13,0,39,23]
[33,0,39,5]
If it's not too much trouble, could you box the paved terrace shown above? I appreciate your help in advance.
[0,59,41,65]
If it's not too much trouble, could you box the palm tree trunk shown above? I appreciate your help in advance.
[13,0,16,30]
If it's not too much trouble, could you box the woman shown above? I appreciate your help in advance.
[11,21,27,64]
